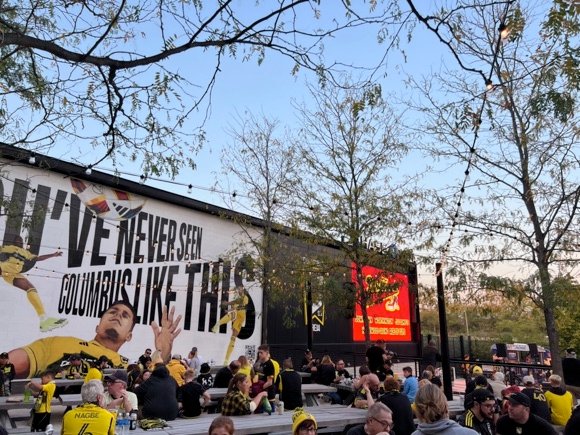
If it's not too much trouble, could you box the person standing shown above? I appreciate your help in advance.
[256,344,278,407]
[276,358,303,411]
[188,347,202,373]
[545,374,574,426]
[457,389,496,435]
[61,380,115,435]
[0,352,15,396]
[27,370,56,432]
[366,340,387,377]
[422,340,441,371]
[496,392,557,434]
[402,366,419,403]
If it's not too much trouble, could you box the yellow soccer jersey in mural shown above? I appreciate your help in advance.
[0,244,36,283]
[23,336,128,378]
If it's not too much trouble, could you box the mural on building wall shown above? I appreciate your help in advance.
[0,162,263,377]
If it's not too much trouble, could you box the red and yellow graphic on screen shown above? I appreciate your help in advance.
[351,263,411,342]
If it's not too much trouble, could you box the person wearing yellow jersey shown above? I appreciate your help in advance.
[0,235,67,332]
[211,285,249,365]
[62,380,115,435]
[27,370,56,431]
[8,301,183,379]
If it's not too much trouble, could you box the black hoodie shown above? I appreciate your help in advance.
[135,365,179,420]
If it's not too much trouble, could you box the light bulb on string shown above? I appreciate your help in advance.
[28,153,36,165]
[188,184,193,194]
[85,166,92,175]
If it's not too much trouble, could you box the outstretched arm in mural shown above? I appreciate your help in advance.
[151,305,183,363]
[0,236,67,332]
[210,286,248,365]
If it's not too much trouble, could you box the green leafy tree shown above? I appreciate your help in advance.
[291,78,416,345]
[406,0,580,376]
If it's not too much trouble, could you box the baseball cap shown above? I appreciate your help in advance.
[0,352,8,358]
[199,363,211,374]
[472,366,483,374]
[522,375,535,385]
[473,388,495,403]
[172,354,182,360]
[68,354,81,361]
[508,392,531,407]
[105,369,128,384]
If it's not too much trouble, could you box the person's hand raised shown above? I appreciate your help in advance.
[151,305,182,363]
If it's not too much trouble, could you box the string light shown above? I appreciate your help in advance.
[28,153,36,165]
[85,166,92,175]
[188,184,193,194]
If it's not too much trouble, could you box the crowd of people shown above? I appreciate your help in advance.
[1,338,579,435]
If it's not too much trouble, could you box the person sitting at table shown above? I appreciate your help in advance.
[84,355,110,383]
[208,416,235,435]
[61,354,90,379]
[414,383,477,435]
[61,380,115,435]
[103,369,138,413]
[276,357,303,411]
[317,354,342,404]
[197,362,214,390]
[379,377,414,435]
[27,369,56,432]
[135,360,179,421]
[221,373,268,416]
[133,369,152,390]
[346,402,394,435]
[178,368,210,418]
[292,408,318,435]
[237,355,254,380]
[354,373,381,409]
[126,362,141,391]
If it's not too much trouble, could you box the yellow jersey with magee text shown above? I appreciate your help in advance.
[34,381,56,413]
[61,403,116,435]
[23,336,128,378]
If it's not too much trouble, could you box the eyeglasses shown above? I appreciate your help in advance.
[298,426,316,433]
[106,380,125,385]
[366,416,392,429]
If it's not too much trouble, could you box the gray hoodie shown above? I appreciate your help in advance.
[412,419,479,435]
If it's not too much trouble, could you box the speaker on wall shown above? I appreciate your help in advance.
[496,343,507,358]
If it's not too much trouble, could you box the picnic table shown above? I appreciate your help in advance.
[0,396,60,429]
[301,383,338,407]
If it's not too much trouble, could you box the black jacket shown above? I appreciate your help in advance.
[135,365,179,421]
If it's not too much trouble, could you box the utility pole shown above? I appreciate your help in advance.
[436,262,453,400]
[306,280,313,351]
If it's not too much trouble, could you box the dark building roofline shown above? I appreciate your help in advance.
[0,144,271,230]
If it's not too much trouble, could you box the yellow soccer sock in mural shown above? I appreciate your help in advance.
[224,335,236,365]
[26,288,46,317]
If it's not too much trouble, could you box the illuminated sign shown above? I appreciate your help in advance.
[351,263,411,342]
